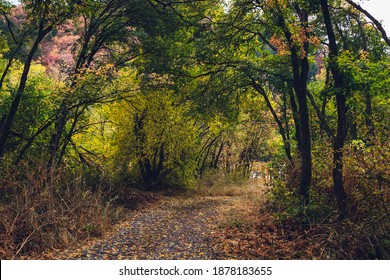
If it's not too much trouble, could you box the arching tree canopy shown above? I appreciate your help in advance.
[0,0,389,260]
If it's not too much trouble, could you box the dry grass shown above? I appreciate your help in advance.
[0,164,127,260]
[195,171,268,204]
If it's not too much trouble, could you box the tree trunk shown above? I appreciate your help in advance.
[295,77,311,204]
[277,6,312,203]
[288,89,302,151]
[252,80,293,165]
[0,25,52,157]
[48,102,68,168]
[365,92,375,139]
[15,120,54,164]
[321,0,348,217]
[213,141,224,169]
[332,94,348,217]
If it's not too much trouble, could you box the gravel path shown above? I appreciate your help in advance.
[71,197,238,260]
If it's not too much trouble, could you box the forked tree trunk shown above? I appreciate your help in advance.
[277,7,312,203]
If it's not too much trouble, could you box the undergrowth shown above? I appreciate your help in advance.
[265,140,390,259]
[0,163,127,259]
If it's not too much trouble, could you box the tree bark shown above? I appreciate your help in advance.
[277,7,312,203]
[288,89,302,151]
[320,0,348,218]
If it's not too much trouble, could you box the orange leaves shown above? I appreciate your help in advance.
[265,0,289,9]
[290,23,321,59]
[269,34,290,56]
[270,22,321,59]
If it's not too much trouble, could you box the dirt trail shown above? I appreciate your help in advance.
[56,194,260,260]
[28,183,342,260]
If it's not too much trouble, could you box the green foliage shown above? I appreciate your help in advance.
[0,0,389,260]
[106,73,199,189]
[266,178,337,226]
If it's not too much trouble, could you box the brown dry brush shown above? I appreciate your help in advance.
[265,139,390,259]
[0,163,126,259]
[326,141,390,259]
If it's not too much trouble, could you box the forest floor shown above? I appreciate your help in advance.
[35,181,327,260]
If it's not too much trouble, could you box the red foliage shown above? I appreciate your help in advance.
[37,20,80,77]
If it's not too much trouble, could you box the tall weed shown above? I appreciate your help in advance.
[0,163,125,259]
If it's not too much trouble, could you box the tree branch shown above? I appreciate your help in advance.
[345,0,390,47]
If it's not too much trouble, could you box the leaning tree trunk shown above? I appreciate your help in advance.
[0,25,52,157]
[252,80,293,165]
